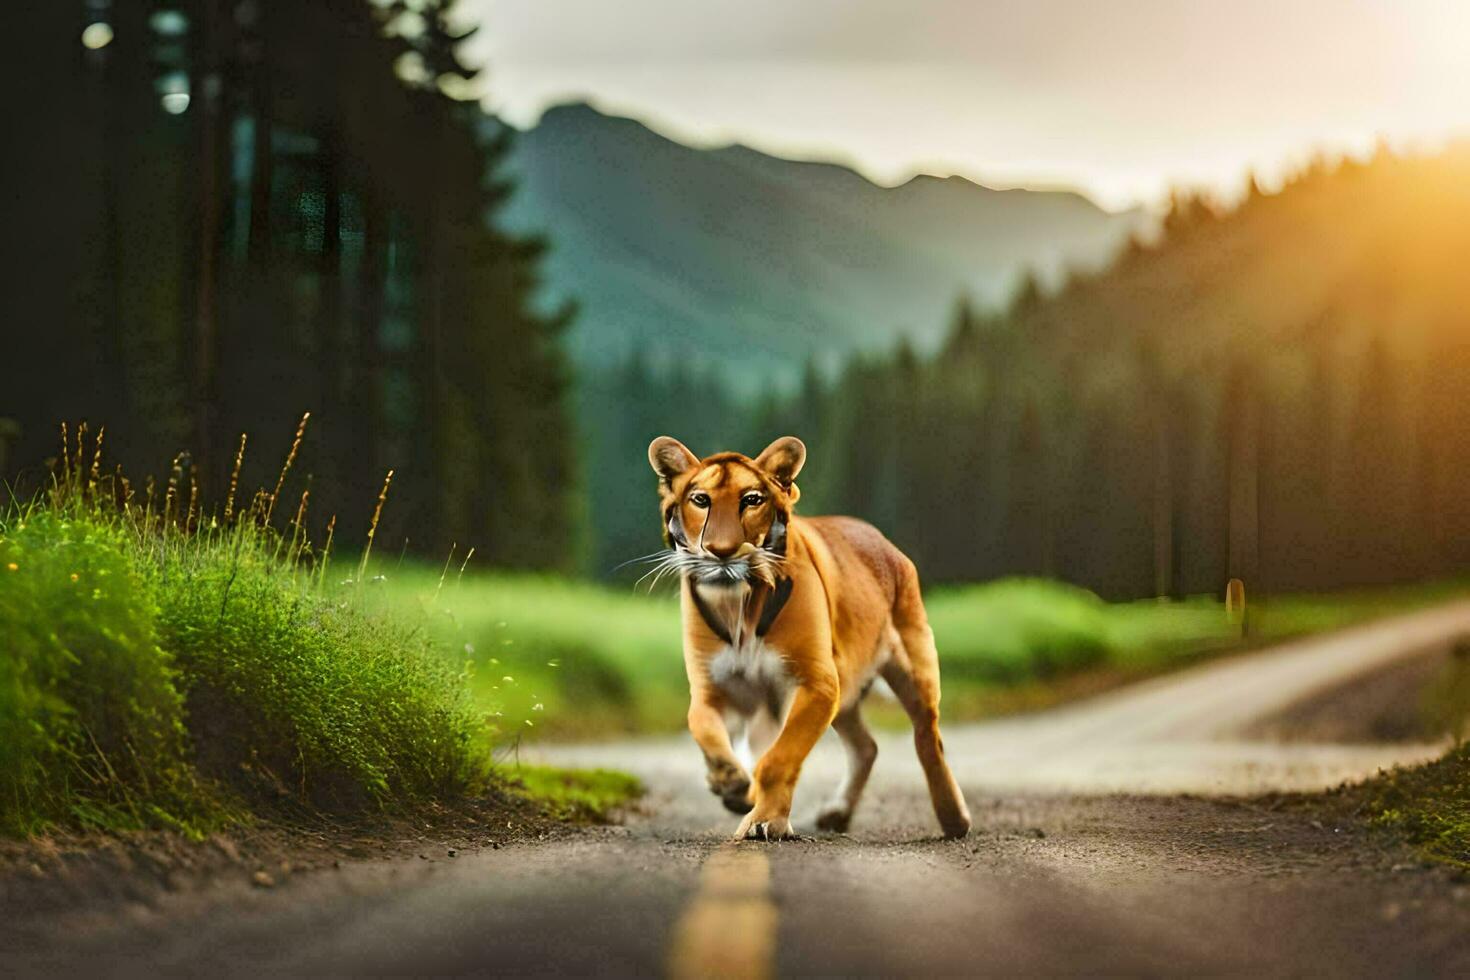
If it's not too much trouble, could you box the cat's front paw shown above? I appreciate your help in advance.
[706,760,752,814]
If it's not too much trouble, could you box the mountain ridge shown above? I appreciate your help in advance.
[496,101,1142,385]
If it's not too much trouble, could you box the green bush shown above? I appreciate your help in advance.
[0,511,194,834]
[157,533,486,811]
[0,500,490,833]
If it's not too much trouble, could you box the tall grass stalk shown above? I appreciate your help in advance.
[88,425,105,492]
[223,432,247,525]
[265,411,309,527]
[316,514,336,594]
[434,543,458,603]
[356,468,393,586]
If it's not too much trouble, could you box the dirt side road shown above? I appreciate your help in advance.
[7,602,1470,978]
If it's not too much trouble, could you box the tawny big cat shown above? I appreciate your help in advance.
[646,435,972,840]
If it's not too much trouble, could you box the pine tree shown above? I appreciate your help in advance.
[3,0,577,567]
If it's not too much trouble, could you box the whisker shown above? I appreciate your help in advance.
[635,554,678,590]
[611,550,670,573]
[635,547,702,593]
[647,556,690,593]
[629,541,787,593]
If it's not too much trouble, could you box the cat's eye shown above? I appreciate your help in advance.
[690,492,711,508]
[740,492,764,509]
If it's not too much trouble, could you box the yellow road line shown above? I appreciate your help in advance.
[667,846,778,980]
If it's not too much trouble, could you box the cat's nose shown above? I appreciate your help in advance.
[707,540,741,559]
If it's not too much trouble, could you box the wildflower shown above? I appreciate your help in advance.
[70,572,79,582]
[5,562,17,572]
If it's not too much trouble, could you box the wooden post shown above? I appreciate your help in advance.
[1226,577,1246,628]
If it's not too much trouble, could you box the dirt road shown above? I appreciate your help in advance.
[9,602,1470,977]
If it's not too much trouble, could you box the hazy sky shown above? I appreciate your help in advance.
[457,0,1470,211]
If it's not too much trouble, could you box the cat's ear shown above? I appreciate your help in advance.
[754,436,806,490]
[648,437,699,488]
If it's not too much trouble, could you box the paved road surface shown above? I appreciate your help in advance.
[10,601,1470,977]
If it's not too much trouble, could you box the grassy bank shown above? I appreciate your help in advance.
[1366,744,1470,870]
[0,426,639,838]
[375,567,1466,739]
[1358,644,1470,870]
[1,505,489,836]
